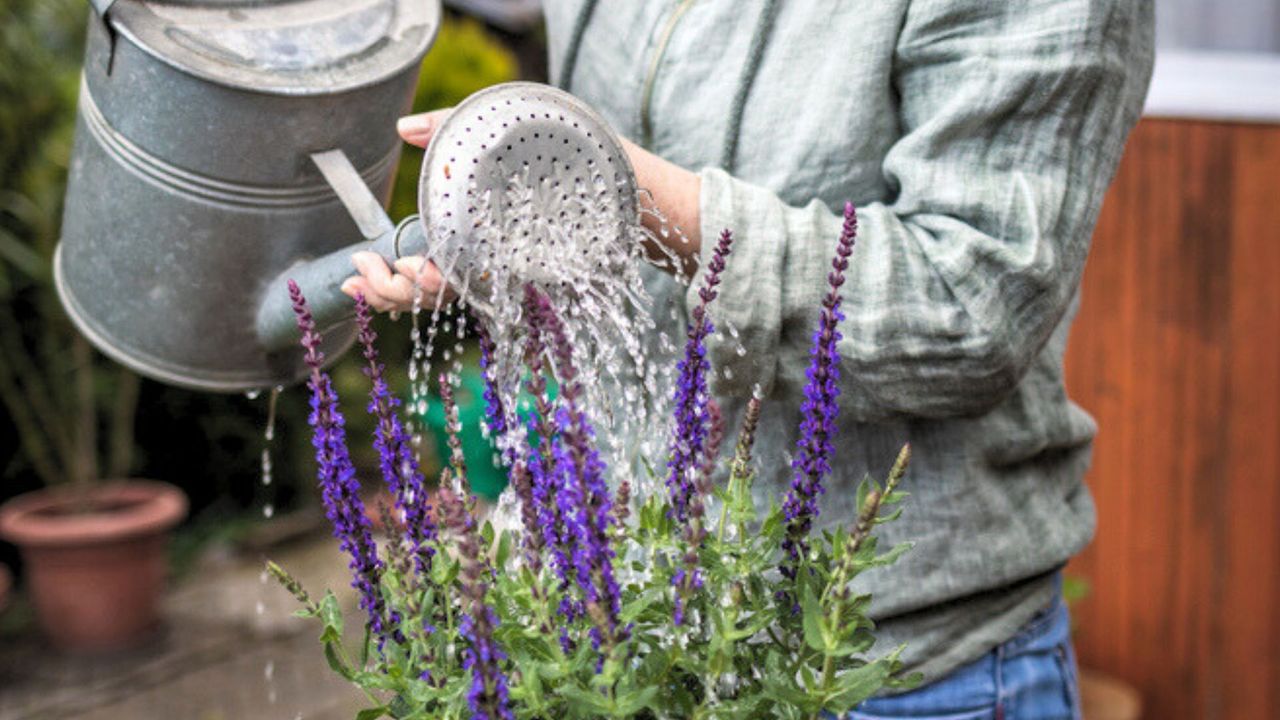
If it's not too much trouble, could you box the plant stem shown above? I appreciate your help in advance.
[71,336,97,490]
[333,641,384,707]
[0,344,59,485]
[107,366,140,478]
[715,470,735,545]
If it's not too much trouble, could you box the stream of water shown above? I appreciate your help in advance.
[409,168,701,527]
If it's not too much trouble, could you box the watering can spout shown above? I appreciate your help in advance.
[254,215,427,353]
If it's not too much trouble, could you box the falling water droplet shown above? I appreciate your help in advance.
[261,448,273,486]
[264,388,279,441]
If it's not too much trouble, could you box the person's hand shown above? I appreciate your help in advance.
[342,109,454,313]
[340,251,455,313]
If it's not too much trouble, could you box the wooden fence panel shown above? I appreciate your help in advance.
[1064,118,1280,720]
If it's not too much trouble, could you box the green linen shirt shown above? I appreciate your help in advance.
[544,0,1154,684]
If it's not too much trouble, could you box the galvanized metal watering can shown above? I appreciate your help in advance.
[56,0,636,393]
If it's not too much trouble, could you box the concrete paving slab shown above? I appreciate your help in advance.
[0,527,378,720]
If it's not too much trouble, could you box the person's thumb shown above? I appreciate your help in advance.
[396,109,452,148]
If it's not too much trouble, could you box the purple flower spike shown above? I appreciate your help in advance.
[288,281,390,642]
[477,325,512,463]
[439,376,469,488]
[781,204,857,582]
[508,459,544,575]
[700,399,725,488]
[439,487,514,720]
[522,326,572,594]
[523,285,627,660]
[667,229,734,524]
[672,398,723,626]
[354,294,436,577]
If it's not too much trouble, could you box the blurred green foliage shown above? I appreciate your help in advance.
[0,7,517,538]
[0,0,113,493]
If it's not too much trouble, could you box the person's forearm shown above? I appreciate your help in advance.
[620,138,703,276]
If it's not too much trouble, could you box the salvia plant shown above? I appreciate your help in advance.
[270,204,919,719]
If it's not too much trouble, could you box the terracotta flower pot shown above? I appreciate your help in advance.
[0,480,187,653]
[1080,668,1142,720]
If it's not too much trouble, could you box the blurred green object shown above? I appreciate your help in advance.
[420,366,506,501]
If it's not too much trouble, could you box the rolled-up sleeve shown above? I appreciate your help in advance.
[694,0,1154,421]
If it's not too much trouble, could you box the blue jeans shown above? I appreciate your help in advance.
[847,593,1081,720]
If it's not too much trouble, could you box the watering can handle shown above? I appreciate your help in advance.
[89,0,117,17]
[88,0,120,73]
[310,150,396,240]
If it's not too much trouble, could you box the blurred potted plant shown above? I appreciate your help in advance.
[0,0,187,652]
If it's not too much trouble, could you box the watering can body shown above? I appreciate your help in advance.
[56,0,441,392]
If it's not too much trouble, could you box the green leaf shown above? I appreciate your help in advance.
[324,642,353,680]
[611,686,659,716]
[824,658,895,712]
[854,475,874,513]
[559,684,615,715]
[883,490,909,505]
[759,508,782,541]
[875,507,904,524]
[620,587,663,623]
[727,609,776,641]
[388,694,417,718]
[355,707,389,720]
[389,694,419,719]
[800,584,829,653]
[868,541,914,569]
[318,592,344,643]
[496,529,513,569]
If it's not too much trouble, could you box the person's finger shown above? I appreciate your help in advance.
[340,276,377,303]
[394,256,457,304]
[393,256,441,289]
[349,252,410,312]
[340,276,397,313]
[396,109,452,148]
[351,251,393,290]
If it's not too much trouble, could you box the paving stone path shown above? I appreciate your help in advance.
[0,528,371,720]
